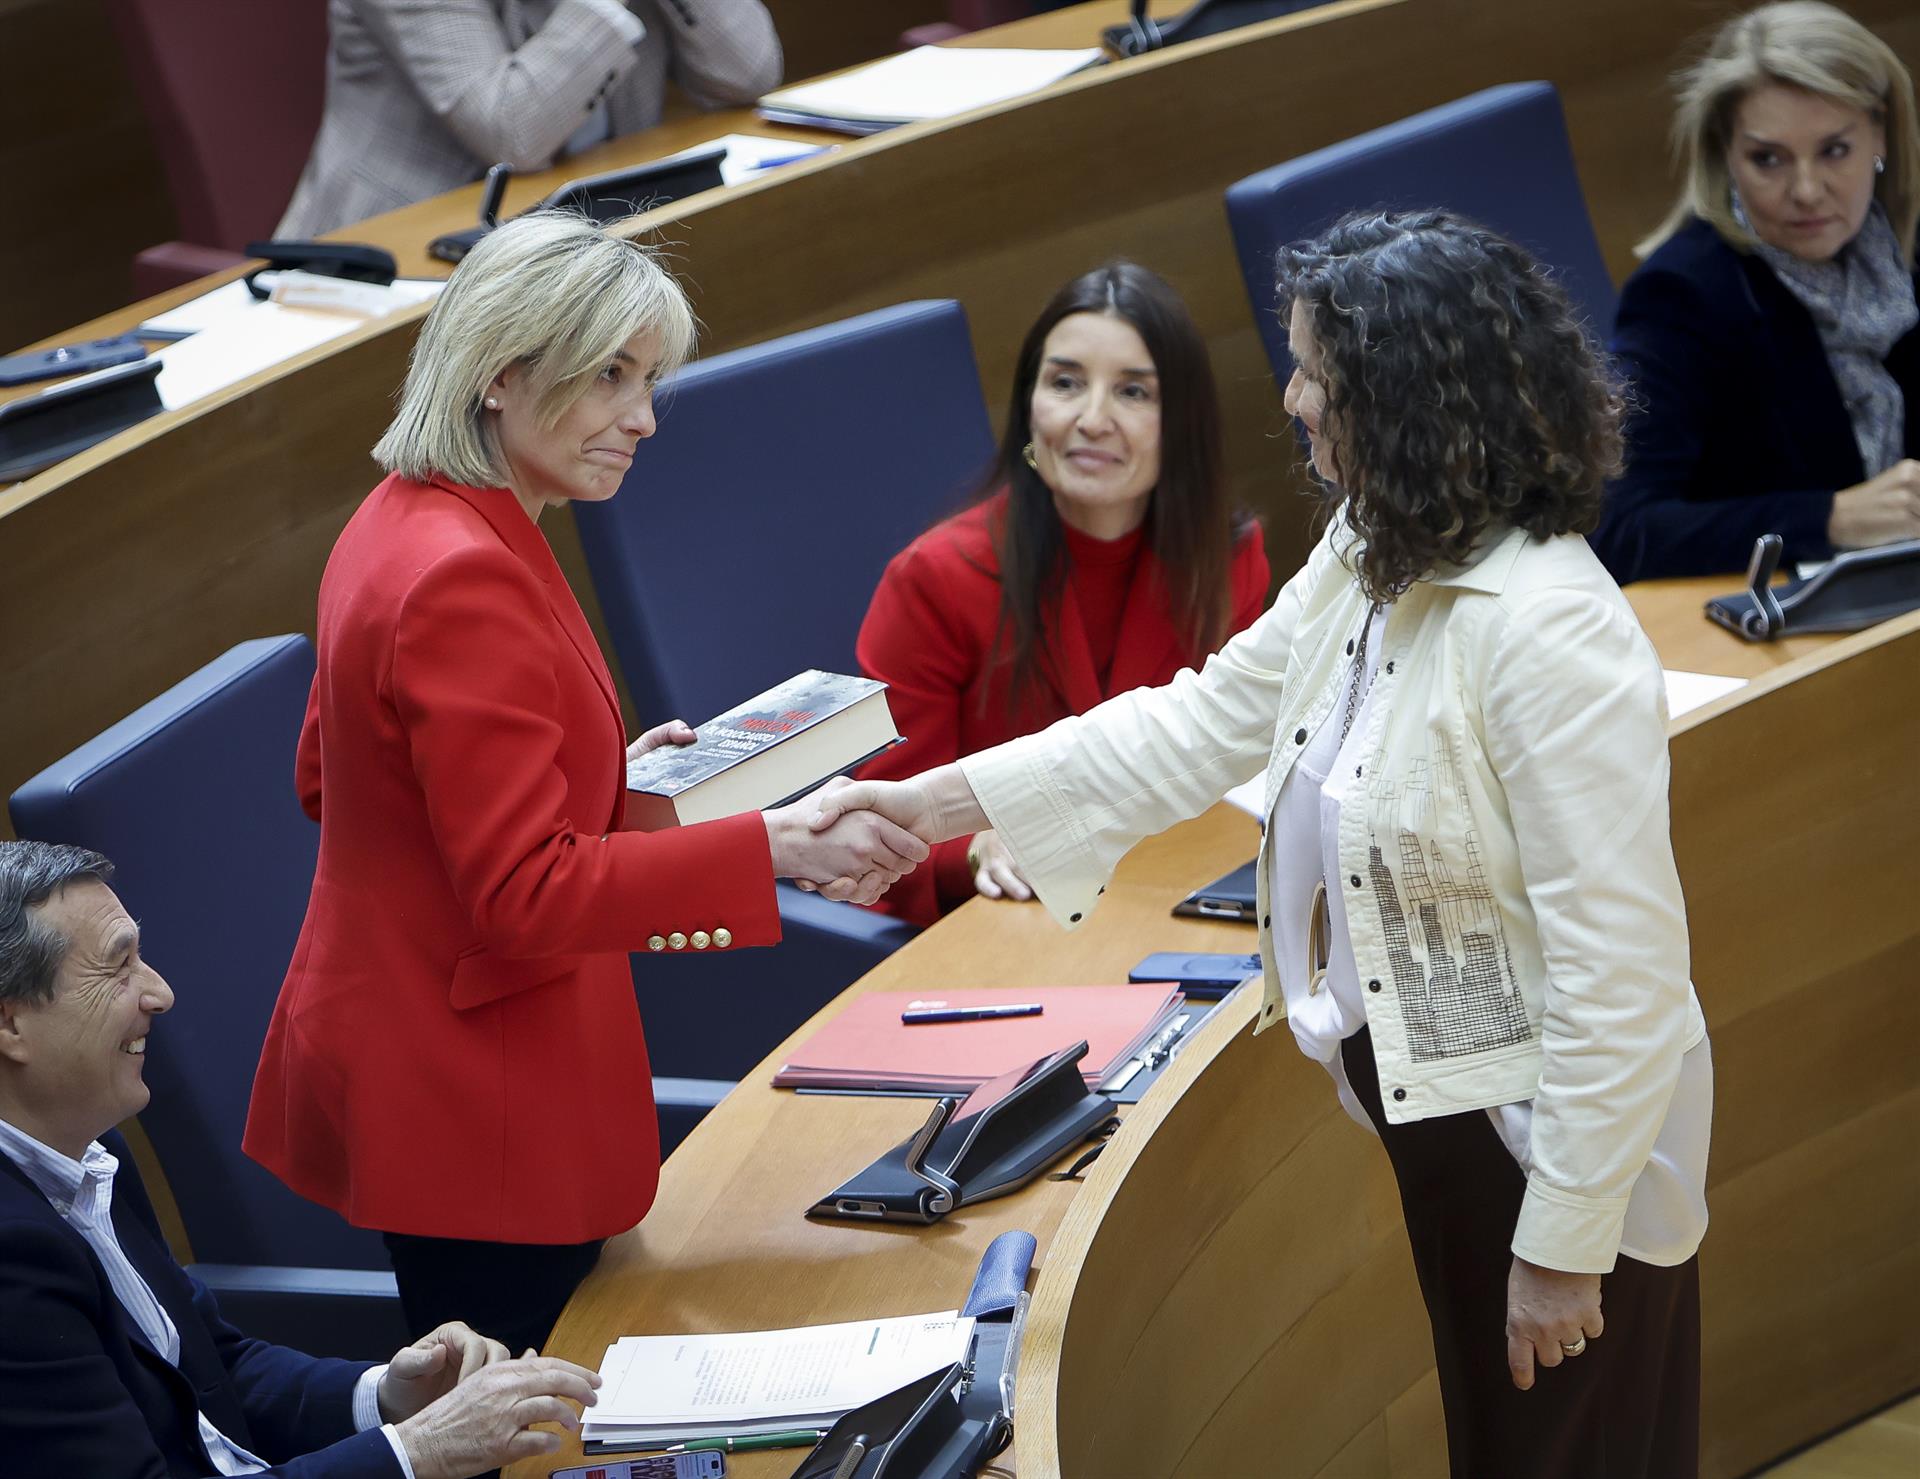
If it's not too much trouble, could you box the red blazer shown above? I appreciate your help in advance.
[244,475,781,1244]
[856,492,1270,925]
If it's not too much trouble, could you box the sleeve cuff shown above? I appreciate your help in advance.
[1511,1178,1629,1275]
[352,1364,388,1433]
[960,747,1105,931]
[572,0,646,45]
[381,1423,418,1479]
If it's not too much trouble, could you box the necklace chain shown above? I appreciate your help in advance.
[1339,603,1382,747]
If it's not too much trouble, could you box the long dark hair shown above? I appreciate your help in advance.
[982,260,1237,709]
[1274,210,1624,603]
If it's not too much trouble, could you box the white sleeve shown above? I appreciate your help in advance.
[1482,588,1693,1273]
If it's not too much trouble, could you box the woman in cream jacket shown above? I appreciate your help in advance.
[815,211,1710,1479]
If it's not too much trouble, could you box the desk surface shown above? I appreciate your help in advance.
[530,802,1263,1479]
[0,0,1164,384]
[508,595,1920,1479]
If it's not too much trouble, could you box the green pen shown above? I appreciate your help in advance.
[660,1429,827,1454]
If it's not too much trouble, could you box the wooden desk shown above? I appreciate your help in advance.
[512,587,1920,1479]
[526,802,1264,1479]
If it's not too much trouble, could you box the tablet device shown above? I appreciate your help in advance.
[788,1363,962,1479]
[1170,859,1258,922]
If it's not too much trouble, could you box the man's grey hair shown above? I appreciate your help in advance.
[373,210,698,488]
[0,841,115,1008]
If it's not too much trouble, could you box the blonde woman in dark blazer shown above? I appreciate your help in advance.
[279,0,781,238]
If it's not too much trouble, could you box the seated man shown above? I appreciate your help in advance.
[0,840,600,1479]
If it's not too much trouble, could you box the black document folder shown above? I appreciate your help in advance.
[809,1043,1114,1225]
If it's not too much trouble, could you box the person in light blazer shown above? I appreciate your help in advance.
[814,211,1711,1478]
[243,211,926,1360]
[1591,1,1920,584]
[855,262,1269,926]
[278,0,782,238]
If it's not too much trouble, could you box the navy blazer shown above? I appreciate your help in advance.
[1592,215,1920,585]
[0,1130,401,1479]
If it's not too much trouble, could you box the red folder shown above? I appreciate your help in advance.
[772,984,1185,1093]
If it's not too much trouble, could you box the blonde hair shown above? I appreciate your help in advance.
[374,212,697,487]
[1639,1,1919,260]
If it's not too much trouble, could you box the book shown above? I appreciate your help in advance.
[624,669,900,831]
[580,1310,974,1451]
[772,984,1187,1095]
[754,45,1103,135]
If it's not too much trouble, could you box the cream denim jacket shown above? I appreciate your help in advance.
[961,520,1707,1273]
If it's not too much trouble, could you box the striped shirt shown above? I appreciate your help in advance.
[0,1118,411,1478]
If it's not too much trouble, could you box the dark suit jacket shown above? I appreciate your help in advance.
[0,1130,400,1479]
[1592,215,1920,585]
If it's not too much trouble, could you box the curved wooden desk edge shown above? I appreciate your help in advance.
[0,0,1398,503]
[1013,986,1263,1479]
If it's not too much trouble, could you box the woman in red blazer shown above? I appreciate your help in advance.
[855,262,1269,925]
[243,213,926,1357]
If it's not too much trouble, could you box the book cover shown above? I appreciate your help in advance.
[626,670,886,797]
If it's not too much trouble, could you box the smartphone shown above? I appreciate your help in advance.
[1128,951,1263,998]
[547,1455,724,1479]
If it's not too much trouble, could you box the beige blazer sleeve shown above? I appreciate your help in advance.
[350,0,647,170]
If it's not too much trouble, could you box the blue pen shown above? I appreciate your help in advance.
[900,1003,1043,1025]
[745,149,822,172]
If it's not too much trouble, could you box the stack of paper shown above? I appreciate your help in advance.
[773,984,1186,1094]
[757,45,1103,134]
[581,1311,974,1451]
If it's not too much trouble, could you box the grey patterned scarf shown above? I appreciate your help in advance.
[1743,202,1919,476]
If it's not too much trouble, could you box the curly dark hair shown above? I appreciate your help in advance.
[1274,209,1624,603]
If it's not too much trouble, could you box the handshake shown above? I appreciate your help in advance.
[763,773,974,905]
[631,723,987,907]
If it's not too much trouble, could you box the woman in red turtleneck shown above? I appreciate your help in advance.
[856,262,1269,925]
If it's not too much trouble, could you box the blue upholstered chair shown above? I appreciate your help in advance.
[9,637,400,1357]
[8,636,730,1352]
[575,299,996,1084]
[1224,82,1617,388]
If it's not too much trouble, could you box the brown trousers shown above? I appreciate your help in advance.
[1341,1028,1701,1479]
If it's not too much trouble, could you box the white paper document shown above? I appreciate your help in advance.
[582,1310,973,1446]
[758,46,1102,129]
[138,275,444,341]
[1662,669,1748,718]
[695,131,835,185]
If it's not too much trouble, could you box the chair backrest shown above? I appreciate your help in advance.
[8,636,386,1271]
[1224,82,1617,386]
[104,0,328,248]
[575,300,995,725]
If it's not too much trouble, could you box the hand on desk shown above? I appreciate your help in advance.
[377,1321,511,1422]
[391,1347,600,1479]
[969,828,1033,901]
[766,778,929,904]
[1830,459,1920,549]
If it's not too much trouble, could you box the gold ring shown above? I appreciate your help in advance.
[1560,1336,1587,1357]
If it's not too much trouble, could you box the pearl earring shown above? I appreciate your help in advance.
[1874,155,1887,175]
[484,397,500,410]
